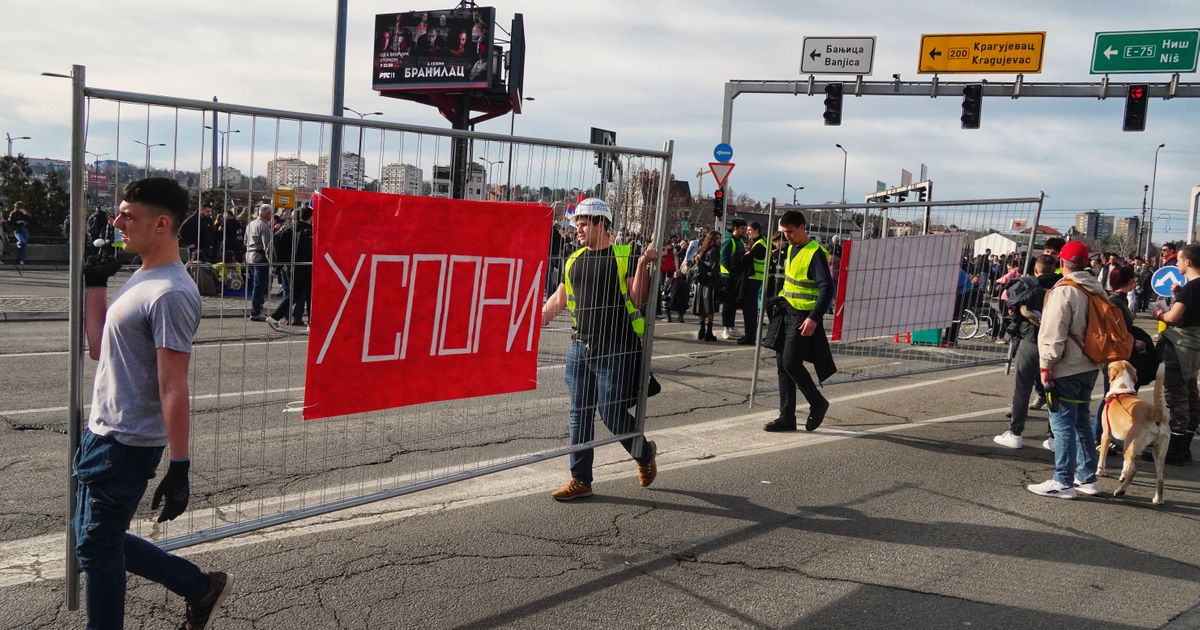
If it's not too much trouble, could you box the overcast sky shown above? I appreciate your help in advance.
[3,0,1198,238]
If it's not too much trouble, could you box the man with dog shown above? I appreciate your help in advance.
[1152,242,1200,465]
[1028,241,1104,499]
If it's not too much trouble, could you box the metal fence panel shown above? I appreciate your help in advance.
[748,195,1045,402]
[66,66,673,607]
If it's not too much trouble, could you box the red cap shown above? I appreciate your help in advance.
[1059,240,1089,266]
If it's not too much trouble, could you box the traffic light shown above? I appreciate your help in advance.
[823,83,843,126]
[1123,84,1149,132]
[713,188,725,218]
[961,84,982,129]
[917,187,927,202]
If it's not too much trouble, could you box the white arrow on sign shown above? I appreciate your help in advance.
[1155,274,1180,289]
[1104,45,1118,59]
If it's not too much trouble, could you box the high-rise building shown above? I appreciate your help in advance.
[1115,217,1139,240]
[380,163,423,195]
[266,158,318,189]
[201,166,243,188]
[1074,210,1113,240]
[318,153,365,188]
[429,163,486,200]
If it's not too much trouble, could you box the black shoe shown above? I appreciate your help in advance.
[1166,433,1189,466]
[704,332,718,341]
[697,325,706,340]
[181,571,232,630]
[1183,433,1194,463]
[736,336,756,346]
[806,399,830,432]
[248,314,266,322]
[764,417,797,432]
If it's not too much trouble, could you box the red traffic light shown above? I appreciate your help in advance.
[714,189,724,200]
[1129,86,1146,100]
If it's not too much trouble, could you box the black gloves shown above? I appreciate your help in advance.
[83,254,122,288]
[151,459,190,522]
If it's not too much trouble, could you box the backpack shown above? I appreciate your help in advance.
[1057,279,1133,363]
[1004,276,1045,313]
[1129,327,1160,387]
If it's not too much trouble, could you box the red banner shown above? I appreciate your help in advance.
[304,190,551,420]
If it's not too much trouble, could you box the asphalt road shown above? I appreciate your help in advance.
[1,313,1199,628]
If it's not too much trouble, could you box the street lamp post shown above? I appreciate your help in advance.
[506,97,535,201]
[5,133,31,157]
[203,126,240,187]
[835,144,848,204]
[1147,143,1165,258]
[786,184,804,205]
[344,107,383,190]
[132,140,165,177]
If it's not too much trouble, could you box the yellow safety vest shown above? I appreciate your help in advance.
[779,239,829,311]
[749,237,768,281]
[719,235,744,277]
[563,244,645,337]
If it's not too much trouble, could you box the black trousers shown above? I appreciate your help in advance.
[272,269,310,324]
[1161,339,1200,435]
[721,275,741,328]
[777,308,826,420]
[741,279,761,340]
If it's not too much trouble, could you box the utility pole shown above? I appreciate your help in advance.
[1139,184,1149,255]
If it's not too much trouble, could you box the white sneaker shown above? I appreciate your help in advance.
[1073,478,1100,496]
[993,431,1023,449]
[265,316,284,331]
[1027,479,1076,499]
[722,327,733,340]
[1041,438,1055,452]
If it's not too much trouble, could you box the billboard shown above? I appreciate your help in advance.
[373,7,495,91]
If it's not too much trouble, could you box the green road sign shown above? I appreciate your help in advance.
[1091,29,1200,74]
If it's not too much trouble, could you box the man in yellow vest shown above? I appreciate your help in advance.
[765,210,838,432]
[736,221,770,345]
[719,218,748,339]
[541,198,660,501]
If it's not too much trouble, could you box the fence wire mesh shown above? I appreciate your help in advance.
[74,87,672,552]
[748,195,1045,402]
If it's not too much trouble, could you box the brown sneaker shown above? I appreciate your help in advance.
[551,478,592,501]
[637,440,658,487]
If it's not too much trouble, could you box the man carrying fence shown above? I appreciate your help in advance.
[540,198,660,501]
[80,177,231,628]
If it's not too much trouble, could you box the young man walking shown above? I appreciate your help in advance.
[80,177,231,628]
[765,210,837,433]
[541,198,660,500]
[1028,241,1103,499]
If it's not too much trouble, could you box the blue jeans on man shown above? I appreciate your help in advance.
[1048,370,1100,486]
[74,430,209,630]
[564,339,651,484]
[248,261,270,316]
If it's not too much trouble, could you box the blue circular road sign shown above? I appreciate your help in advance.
[1152,265,1186,297]
[713,143,733,163]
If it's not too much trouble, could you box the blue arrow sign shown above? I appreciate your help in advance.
[713,143,733,163]
[1152,266,1186,297]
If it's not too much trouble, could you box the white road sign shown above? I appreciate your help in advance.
[801,37,876,75]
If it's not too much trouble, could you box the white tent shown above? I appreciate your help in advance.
[973,233,1019,256]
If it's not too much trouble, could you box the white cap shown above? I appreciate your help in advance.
[569,198,612,222]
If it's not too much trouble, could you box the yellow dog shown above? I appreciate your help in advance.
[1098,360,1169,505]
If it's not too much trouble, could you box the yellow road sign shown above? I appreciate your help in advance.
[272,188,296,209]
[918,32,1045,74]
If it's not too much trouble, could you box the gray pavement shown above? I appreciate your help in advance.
[1,306,1199,628]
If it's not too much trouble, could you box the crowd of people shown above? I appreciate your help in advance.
[983,236,1198,500]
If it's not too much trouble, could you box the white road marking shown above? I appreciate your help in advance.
[0,365,1003,587]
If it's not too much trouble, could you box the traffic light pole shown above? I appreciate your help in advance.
[718,77,1199,228]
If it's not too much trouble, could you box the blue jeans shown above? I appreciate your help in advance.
[14,226,29,264]
[1047,370,1099,486]
[74,430,208,630]
[564,339,651,485]
[248,262,270,316]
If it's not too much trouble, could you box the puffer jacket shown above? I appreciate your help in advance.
[1038,270,1105,379]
